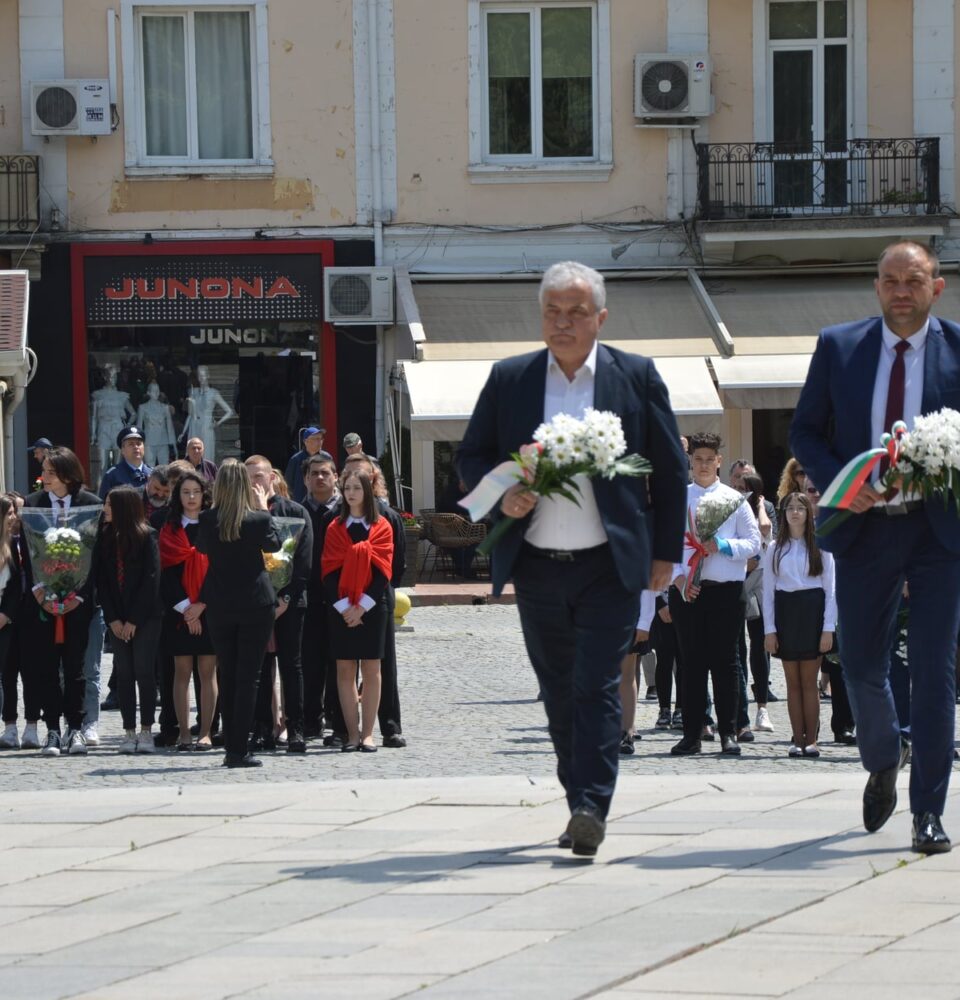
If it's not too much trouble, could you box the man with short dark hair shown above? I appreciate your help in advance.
[99,427,152,498]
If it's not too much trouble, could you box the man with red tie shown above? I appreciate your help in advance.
[792,241,960,855]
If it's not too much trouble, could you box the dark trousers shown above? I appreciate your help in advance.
[301,591,328,731]
[670,581,745,741]
[513,544,639,821]
[651,598,682,711]
[156,650,177,736]
[835,511,960,815]
[206,604,275,758]
[1,618,39,723]
[255,604,305,731]
[112,618,161,730]
[377,586,402,737]
[29,604,93,732]
[741,614,770,702]
[823,656,855,735]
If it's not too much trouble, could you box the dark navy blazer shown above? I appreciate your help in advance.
[790,314,960,556]
[457,344,689,596]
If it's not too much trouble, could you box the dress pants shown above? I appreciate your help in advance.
[377,586,402,738]
[1,617,39,723]
[669,581,744,741]
[206,604,275,758]
[111,618,161,730]
[651,597,682,712]
[835,510,960,815]
[301,590,328,731]
[29,603,93,733]
[255,605,305,731]
[513,544,639,820]
[740,615,770,702]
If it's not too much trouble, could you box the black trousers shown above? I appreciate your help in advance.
[1,617,40,723]
[514,544,639,821]
[670,581,744,741]
[28,603,93,733]
[651,596,682,712]
[206,604,275,758]
[740,614,771,702]
[112,618,161,730]
[377,586,402,738]
[255,604,305,731]
[301,591,328,731]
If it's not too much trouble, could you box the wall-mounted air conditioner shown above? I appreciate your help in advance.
[324,267,394,325]
[634,54,713,120]
[30,80,111,136]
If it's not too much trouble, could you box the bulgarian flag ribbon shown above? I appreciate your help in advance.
[682,506,709,603]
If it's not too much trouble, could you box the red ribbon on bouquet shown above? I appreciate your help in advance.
[51,591,77,644]
[682,507,709,601]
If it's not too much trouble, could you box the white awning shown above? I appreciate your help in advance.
[400,356,723,441]
[713,354,812,409]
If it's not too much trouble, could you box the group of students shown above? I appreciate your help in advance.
[0,439,407,765]
[619,432,840,760]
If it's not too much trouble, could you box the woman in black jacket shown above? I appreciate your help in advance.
[97,486,161,754]
[0,494,23,735]
[196,461,280,768]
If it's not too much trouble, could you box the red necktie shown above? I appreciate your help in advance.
[880,340,910,478]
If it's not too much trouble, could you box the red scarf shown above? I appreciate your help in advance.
[158,523,209,604]
[321,517,394,606]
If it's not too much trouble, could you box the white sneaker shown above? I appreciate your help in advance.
[118,731,137,754]
[21,722,40,750]
[135,732,155,754]
[0,723,19,749]
[41,730,62,756]
[754,707,774,733]
[66,729,87,755]
[81,723,99,747]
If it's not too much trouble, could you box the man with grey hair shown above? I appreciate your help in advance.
[459,261,688,857]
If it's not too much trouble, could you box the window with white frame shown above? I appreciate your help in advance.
[122,1,271,172]
[469,0,612,181]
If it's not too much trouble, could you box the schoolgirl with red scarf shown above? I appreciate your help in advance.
[321,469,394,752]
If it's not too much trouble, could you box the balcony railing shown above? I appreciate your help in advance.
[0,155,41,233]
[696,138,940,221]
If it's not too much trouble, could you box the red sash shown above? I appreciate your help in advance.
[158,523,209,604]
[321,518,394,606]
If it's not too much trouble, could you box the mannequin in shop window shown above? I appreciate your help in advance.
[183,366,235,463]
[90,364,135,476]
[137,382,177,466]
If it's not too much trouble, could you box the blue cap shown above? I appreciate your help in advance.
[28,437,52,451]
[302,426,325,439]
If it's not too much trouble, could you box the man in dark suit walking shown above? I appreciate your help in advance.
[458,261,688,856]
[792,241,960,854]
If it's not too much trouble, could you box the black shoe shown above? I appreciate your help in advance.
[765,691,779,703]
[701,725,715,742]
[261,731,277,751]
[248,731,264,752]
[645,686,658,701]
[211,732,225,747]
[737,728,755,743]
[154,729,179,748]
[655,709,671,729]
[323,732,345,748]
[566,806,606,858]
[189,723,200,737]
[863,740,910,832]
[671,736,701,756]
[304,721,322,740]
[912,812,952,854]
[619,732,635,756]
[383,733,407,748]
[99,691,119,711]
[834,728,857,745]
[223,752,262,768]
[721,734,742,756]
[558,831,573,850]
[670,710,683,729]
[286,728,306,754]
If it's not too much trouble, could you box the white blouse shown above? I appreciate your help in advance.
[761,539,837,635]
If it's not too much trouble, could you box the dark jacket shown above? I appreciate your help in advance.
[267,495,313,607]
[0,545,23,623]
[195,509,281,610]
[99,461,152,500]
[283,449,311,503]
[96,528,161,626]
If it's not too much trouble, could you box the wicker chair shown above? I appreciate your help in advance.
[419,512,487,579]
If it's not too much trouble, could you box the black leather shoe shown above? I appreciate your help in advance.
[223,752,262,768]
[834,728,857,745]
[737,728,755,743]
[863,740,910,832]
[383,733,407,748]
[912,812,952,854]
[721,734,742,756]
[566,807,606,857]
[99,691,119,711]
[558,831,573,849]
[323,732,345,748]
[286,728,306,754]
[671,736,702,756]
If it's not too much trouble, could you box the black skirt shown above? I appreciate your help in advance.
[327,598,387,660]
[774,588,825,661]
[161,609,215,656]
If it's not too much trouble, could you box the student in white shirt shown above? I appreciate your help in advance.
[762,491,836,758]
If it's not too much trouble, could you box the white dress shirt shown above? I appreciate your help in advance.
[676,480,761,584]
[761,540,836,634]
[525,341,608,551]
[47,491,72,510]
[333,516,377,612]
[636,589,656,632]
[869,321,926,504]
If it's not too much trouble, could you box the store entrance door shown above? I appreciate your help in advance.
[237,353,316,469]
[752,408,794,498]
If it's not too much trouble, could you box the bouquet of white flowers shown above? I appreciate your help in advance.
[681,492,747,602]
[460,409,651,555]
[262,517,305,592]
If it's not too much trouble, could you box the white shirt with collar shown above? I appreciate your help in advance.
[761,541,837,634]
[524,340,608,551]
[333,515,377,613]
[869,320,927,504]
[676,479,761,584]
[47,491,72,509]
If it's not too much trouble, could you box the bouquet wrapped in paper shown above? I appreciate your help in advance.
[20,505,102,643]
[818,410,960,535]
[682,492,747,602]
[262,516,305,592]
[459,408,651,555]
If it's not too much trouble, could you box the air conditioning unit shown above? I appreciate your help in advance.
[324,267,394,325]
[30,80,111,136]
[634,54,712,119]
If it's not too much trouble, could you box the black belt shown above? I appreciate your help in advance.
[866,500,925,517]
[699,579,741,589]
[521,542,608,563]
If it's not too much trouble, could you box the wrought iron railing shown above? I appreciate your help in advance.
[0,155,41,233]
[696,138,940,220]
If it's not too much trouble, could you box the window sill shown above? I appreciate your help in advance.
[124,162,275,179]
[467,162,613,184]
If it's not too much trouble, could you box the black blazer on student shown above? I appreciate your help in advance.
[267,495,313,608]
[96,528,161,626]
[195,509,281,611]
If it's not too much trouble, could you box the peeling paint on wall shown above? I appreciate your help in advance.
[109,177,315,213]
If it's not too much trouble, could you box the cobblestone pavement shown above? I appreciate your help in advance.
[1,604,956,790]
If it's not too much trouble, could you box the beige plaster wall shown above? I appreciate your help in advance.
[62,0,357,231]
[708,0,753,143]
[393,0,669,225]
[0,0,22,156]
[867,0,912,138]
